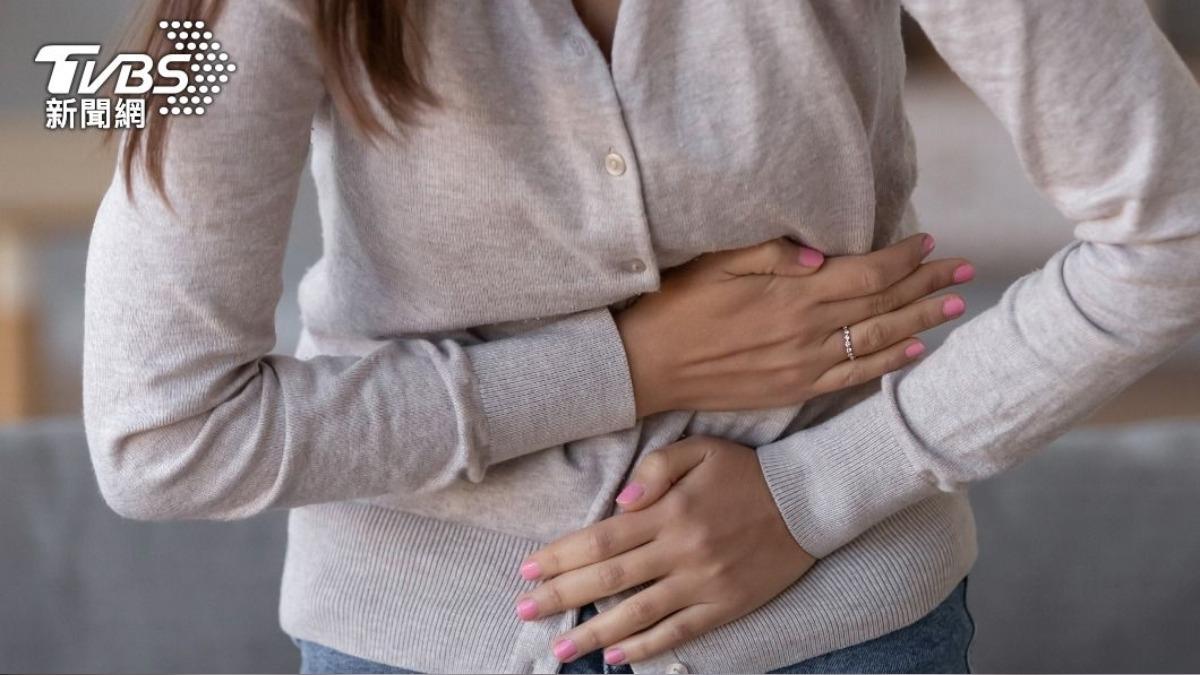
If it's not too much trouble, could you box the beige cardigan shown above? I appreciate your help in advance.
[84,0,1200,671]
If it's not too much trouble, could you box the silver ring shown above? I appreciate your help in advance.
[842,326,856,361]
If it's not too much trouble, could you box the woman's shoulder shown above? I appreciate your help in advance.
[206,0,325,100]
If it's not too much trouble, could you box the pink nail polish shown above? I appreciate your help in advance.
[553,638,578,661]
[604,648,627,665]
[615,483,644,505]
[516,599,538,621]
[904,341,925,358]
[797,247,824,268]
[952,263,975,283]
[922,234,935,255]
[519,561,541,581]
[942,296,966,318]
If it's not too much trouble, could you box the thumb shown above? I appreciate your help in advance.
[692,237,825,279]
[614,436,712,512]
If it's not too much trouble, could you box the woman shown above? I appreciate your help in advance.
[84,0,1200,673]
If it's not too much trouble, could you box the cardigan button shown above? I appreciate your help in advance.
[621,258,647,274]
[666,663,689,674]
[604,151,627,176]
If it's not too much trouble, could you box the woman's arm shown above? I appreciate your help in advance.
[756,0,1200,559]
[83,0,639,520]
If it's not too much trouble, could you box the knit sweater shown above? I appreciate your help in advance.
[83,1,1200,672]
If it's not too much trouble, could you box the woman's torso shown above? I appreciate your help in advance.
[293,0,924,540]
[297,0,918,339]
[283,3,973,672]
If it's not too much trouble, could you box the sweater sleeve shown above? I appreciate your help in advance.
[83,0,635,521]
[756,0,1200,558]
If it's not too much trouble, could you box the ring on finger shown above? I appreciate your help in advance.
[841,325,856,361]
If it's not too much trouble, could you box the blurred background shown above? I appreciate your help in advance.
[0,1,1198,673]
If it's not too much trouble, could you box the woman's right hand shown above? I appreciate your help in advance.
[616,233,974,417]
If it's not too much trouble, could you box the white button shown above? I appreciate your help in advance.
[666,663,689,674]
[604,151,627,176]
[621,258,647,274]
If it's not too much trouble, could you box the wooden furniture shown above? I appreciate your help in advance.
[0,117,116,423]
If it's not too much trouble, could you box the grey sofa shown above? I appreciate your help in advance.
[2,417,1199,673]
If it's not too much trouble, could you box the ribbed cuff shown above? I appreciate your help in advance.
[756,392,941,559]
[468,308,637,464]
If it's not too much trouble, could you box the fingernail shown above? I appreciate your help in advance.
[615,483,645,505]
[519,561,541,581]
[942,296,966,318]
[922,234,936,255]
[604,648,627,665]
[952,263,975,283]
[516,598,538,621]
[553,638,578,661]
[904,341,925,358]
[797,247,824,268]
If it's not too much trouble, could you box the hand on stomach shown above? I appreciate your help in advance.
[516,233,975,665]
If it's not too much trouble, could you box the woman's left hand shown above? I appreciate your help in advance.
[514,435,816,666]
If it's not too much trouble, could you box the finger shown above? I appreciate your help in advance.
[519,510,657,582]
[549,576,689,662]
[822,258,973,327]
[612,436,711,513]
[823,292,966,363]
[809,232,935,302]
[517,543,670,622]
[602,603,728,667]
[689,237,825,279]
[811,335,928,396]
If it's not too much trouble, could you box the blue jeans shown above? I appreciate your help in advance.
[296,578,974,674]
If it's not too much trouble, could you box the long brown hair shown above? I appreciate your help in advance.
[113,0,437,198]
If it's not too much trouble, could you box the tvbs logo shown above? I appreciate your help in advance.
[35,20,236,129]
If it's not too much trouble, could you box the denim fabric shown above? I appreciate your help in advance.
[296,578,973,674]
[297,638,419,675]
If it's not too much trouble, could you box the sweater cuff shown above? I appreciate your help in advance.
[755,390,941,559]
[469,308,637,464]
